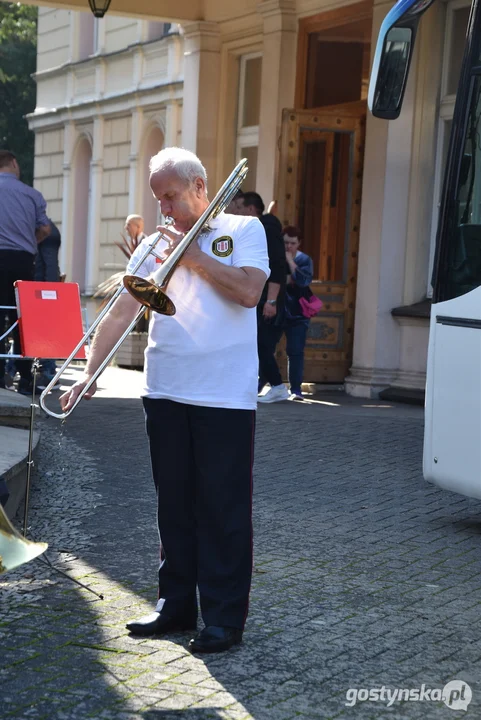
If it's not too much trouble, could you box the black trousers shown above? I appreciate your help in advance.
[0,250,35,381]
[257,306,283,389]
[142,398,255,630]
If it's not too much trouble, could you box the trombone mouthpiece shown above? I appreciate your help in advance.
[123,275,176,315]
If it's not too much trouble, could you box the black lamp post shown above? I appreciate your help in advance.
[88,0,112,18]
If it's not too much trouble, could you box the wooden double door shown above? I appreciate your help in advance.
[276,101,366,383]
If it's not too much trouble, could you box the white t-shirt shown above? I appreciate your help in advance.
[124,212,270,410]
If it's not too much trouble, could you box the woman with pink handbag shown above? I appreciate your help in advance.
[258,224,322,403]
[283,226,321,400]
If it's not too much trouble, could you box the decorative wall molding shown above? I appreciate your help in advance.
[345,365,398,398]
[33,32,181,80]
[27,83,183,131]
[389,369,427,391]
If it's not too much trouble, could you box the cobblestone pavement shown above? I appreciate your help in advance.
[1,366,481,719]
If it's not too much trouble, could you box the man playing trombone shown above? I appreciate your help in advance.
[60,148,269,653]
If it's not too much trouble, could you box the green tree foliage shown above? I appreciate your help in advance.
[0,3,37,186]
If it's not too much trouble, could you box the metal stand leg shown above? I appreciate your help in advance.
[21,359,104,599]
[23,358,39,537]
[37,554,104,599]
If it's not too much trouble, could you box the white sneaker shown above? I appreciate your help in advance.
[257,385,290,403]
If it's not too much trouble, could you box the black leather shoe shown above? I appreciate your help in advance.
[188,626,243,653]
[126,612,197,637]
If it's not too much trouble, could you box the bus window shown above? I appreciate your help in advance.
[443,78,481,299]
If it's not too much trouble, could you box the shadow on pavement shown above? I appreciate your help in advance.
[2,371,481,719]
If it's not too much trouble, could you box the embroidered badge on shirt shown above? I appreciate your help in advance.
[212,236,233,257]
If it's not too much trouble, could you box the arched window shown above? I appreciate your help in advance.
[72,136,92,292]
[141,125,164,235]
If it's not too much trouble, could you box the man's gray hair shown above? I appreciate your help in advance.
[149,147,208,191]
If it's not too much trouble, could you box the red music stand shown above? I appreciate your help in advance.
[4,282,102,597]
[13,282,85,536]
[15,281,85,361]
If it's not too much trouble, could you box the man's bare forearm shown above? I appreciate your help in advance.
[266,282,280,302]
[36,224,51,243]
[186,253,264,308]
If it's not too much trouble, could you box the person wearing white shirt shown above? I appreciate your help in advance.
[124,214,147,245]
[60,148,269,654]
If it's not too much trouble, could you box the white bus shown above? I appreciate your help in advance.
[370,0,481,499]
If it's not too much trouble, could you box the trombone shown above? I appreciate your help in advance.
[39,158,248,420]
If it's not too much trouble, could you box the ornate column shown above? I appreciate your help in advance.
[181,21,221,184]
[165,100,181,147]
[95,58,106,99]
[128,108,144,214]
[132,47,143,90]
[95,18,106,55]
[167,33,183,82]
[68,12,78,62]
[256,0,297,204]
[85,117,104,295]
[345,0,418,397]
[60,121,75,280]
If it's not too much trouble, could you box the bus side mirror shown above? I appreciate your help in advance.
[369,0,438,120]
[368,24,417,120]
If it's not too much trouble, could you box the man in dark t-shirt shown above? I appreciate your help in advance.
[243,192,288,402]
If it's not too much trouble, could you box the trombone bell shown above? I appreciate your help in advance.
[0,505,47,574]
[123,275,176,315]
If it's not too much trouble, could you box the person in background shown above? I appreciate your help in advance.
[0,150,50,395]
[124,214,146,244]
[282,226,314,400]
[226,190,245,215]
[243,191,288,403]
[35,218,61,283]
[34,219,61,388]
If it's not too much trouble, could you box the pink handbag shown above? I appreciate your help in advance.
[299,294,323,318]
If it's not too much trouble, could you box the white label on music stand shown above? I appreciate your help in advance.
[41,290,58,300]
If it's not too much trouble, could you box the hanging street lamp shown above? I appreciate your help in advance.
[88,0,112,18]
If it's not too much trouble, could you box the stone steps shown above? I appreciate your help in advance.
[0,389,40,520]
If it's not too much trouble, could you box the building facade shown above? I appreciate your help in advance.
[27,0,469,397]
[29,10,183,310]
